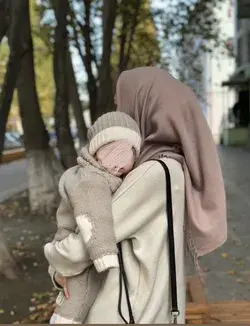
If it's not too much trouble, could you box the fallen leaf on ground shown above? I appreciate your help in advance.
[36,303,49,310]
[29,312,40,321]
[236,278,245,284]
[221,253,229,259]
[29,307,36,312]
[234,259,245,266]
[227,270,237,276]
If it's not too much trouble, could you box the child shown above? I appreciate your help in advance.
[44,111,141,324]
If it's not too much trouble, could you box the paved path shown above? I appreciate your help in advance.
[1,148,250,302]
[201,146,250,302]
[0,159,28,203]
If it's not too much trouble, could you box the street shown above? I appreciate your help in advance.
[0,159,28,203]
[0,147,250,302]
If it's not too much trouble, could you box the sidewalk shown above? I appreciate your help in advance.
[201,146,250,302]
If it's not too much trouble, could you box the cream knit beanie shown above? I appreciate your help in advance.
[88,112,141,157]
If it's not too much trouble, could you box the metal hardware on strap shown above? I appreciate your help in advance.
[172,310,180,324]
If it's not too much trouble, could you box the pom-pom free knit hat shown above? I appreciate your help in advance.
[87,111,141,157]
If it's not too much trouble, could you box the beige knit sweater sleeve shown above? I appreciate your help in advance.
[63,171,119,273]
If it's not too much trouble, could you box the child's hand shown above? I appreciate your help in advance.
[55,273,70,299]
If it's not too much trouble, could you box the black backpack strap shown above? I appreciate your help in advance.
[117,159,180,324]
[154,159,180,323]
[117,242,135,324]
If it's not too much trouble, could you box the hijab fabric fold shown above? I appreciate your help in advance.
[116,67,227,257]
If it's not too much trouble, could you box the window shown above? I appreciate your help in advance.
[248,32,250,63]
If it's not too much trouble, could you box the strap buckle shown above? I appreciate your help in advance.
[171,310,180,324]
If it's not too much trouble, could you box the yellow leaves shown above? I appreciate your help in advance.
[28,312,40,321]
[221,252,229,259]
[227,270,237,276]
[234,259,245,267]
[226,270,247,285]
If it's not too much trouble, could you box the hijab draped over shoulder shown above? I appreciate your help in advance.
[116,66,227,257]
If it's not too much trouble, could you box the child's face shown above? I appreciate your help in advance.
[96,141,136,177]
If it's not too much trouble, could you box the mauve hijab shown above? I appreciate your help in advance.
[116,66,227,257]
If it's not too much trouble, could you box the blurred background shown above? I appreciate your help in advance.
[0,0,250,323]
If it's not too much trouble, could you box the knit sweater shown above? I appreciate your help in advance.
[45,146,122,273]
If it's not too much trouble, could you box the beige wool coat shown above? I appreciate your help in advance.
[48,158,186,324]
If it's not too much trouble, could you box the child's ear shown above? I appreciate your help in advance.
[132,147,136,157]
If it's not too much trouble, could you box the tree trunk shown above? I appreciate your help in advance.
[81,0,98,122]
[95,0,117,120]
[67,52,87,147]
[0,1,6,43]
[118,1,129,74]
[0,0,26,282]
[54,0,77,169]
[0,0,10,44]
[122,0,141,71]
[17,0,62,213]
[70,17,97,125]
[0,0,26,161]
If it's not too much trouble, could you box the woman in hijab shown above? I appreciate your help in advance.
[47,67,227,324]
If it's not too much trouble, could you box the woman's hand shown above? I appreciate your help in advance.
[55,273,70,299]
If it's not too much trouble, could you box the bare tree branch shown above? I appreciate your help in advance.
[96,0,117,119]
[72,0,98,120]
[122,0,141,72]
[53,0,77,168]
[67,51,87,146]
[118,0,129,73]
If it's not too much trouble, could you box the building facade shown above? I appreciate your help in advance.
[221,0,250,145]
[202,0,236,143]
[178,0,236,143]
